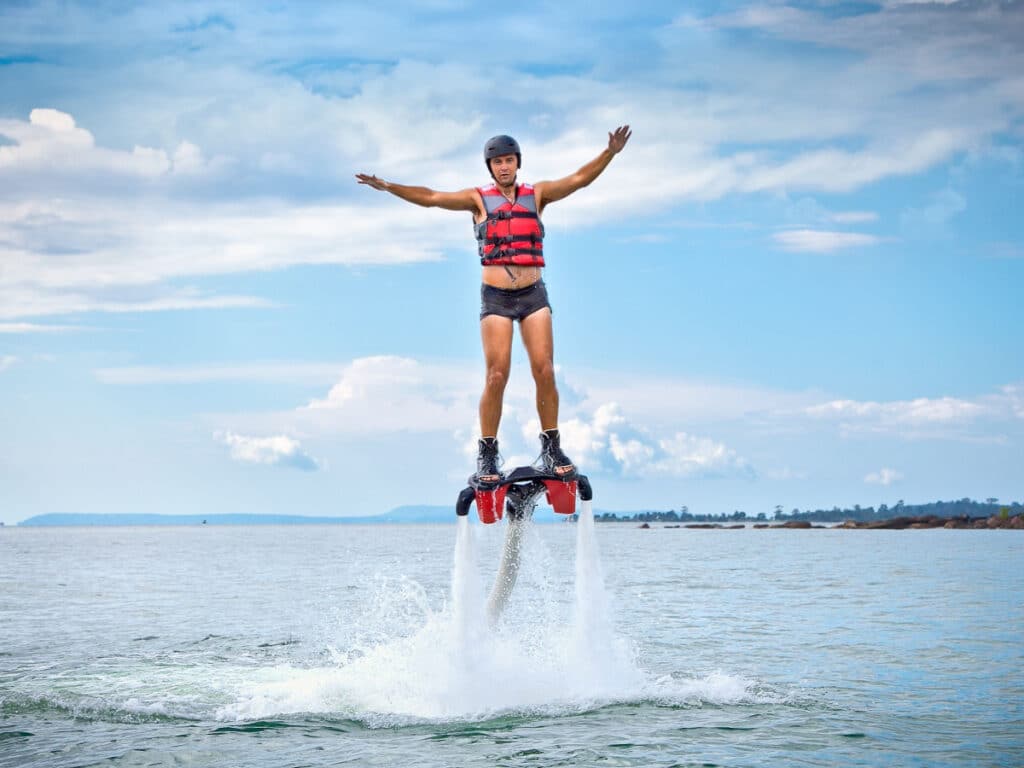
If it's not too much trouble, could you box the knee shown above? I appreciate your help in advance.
[531,359,555,386]
[485,365,509,392]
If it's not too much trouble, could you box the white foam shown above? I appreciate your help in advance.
[213,512,778,724]
[650,671,770,706]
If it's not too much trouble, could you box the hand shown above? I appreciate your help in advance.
[608,125,632,154]
[355,173,387,191]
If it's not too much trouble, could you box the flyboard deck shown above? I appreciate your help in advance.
[455,465,593,523]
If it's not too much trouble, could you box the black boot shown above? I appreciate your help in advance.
[539,429,576,478]
[473,437,503,487]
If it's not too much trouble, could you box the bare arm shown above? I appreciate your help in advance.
[355,174,481,213]
[534,125,632,213]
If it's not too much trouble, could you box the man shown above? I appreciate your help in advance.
[356,125,631,487]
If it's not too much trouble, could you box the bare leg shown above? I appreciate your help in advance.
[519,307,558,431]
[479,314,514,437]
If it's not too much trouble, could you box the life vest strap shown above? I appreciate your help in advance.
[488,211,537,223]
[482,247,543,264]
[484,233,540,246]
[488,247,543,256]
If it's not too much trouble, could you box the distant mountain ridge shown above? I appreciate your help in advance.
[15,504,645,526]
[23,499,1009,527]
[17,507,454,527]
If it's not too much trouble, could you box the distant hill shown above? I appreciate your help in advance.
[17,503,576,526]
[22,497,1016,527]
[367,505,453,523]
[17,509,449,526]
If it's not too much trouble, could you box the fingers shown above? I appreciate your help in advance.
[608,124,632,152]
[355,173,384,189]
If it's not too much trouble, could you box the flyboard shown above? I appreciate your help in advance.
[455,466,593,624]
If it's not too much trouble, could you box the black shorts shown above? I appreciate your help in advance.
[480,280,552,321]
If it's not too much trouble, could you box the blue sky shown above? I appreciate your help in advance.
[1,1,1022,524]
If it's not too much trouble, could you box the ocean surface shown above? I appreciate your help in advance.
[1,509,1022,768]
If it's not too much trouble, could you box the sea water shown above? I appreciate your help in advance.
[1,520,1021,767]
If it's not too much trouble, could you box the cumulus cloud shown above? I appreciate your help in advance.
[773,229,882,253]
[865,468,904,486]
[201,355,755,481]
[301,355,482,434]
[0,109,170,177]
[214,431,319,471]
[556,402,752,479]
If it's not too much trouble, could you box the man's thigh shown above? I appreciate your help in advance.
[519,307,554,368]
[480,314,514,368]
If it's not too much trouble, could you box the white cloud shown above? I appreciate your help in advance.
[773,229,882,253]
[0,322,87,333]
[301,355,482,434]
[801,393,1007,441]
[0,193,464,319]
[203,356,756,481]
[865,468,904,486]
[572,370,819,426]
[4,0,1023,325]
[0,282,272,321]
[991,384,1024,421]
[214,431,319,471]
[684,3,1021,79]
[0,355,18,372]
[747,382,1024,445]
[758,132,964,193]
[807,397,986,426]
[555,402,752,479]
[0,108,170,177]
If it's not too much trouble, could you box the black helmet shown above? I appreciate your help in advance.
[484,135,521,177]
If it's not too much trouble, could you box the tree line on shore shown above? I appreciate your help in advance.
[594,498,1021,524]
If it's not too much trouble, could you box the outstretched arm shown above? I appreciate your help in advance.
[535,125,631,212]
[355,174,480,213]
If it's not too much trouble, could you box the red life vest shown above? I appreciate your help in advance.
[475,183,545,267]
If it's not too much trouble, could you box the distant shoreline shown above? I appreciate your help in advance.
[10,508,1024,529]
[646,513,1024,531]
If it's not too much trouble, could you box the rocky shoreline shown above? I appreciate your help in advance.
[646,514,1024,530]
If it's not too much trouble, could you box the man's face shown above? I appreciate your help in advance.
[489,153,518,184]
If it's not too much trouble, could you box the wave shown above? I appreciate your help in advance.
[3,511,791,729]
